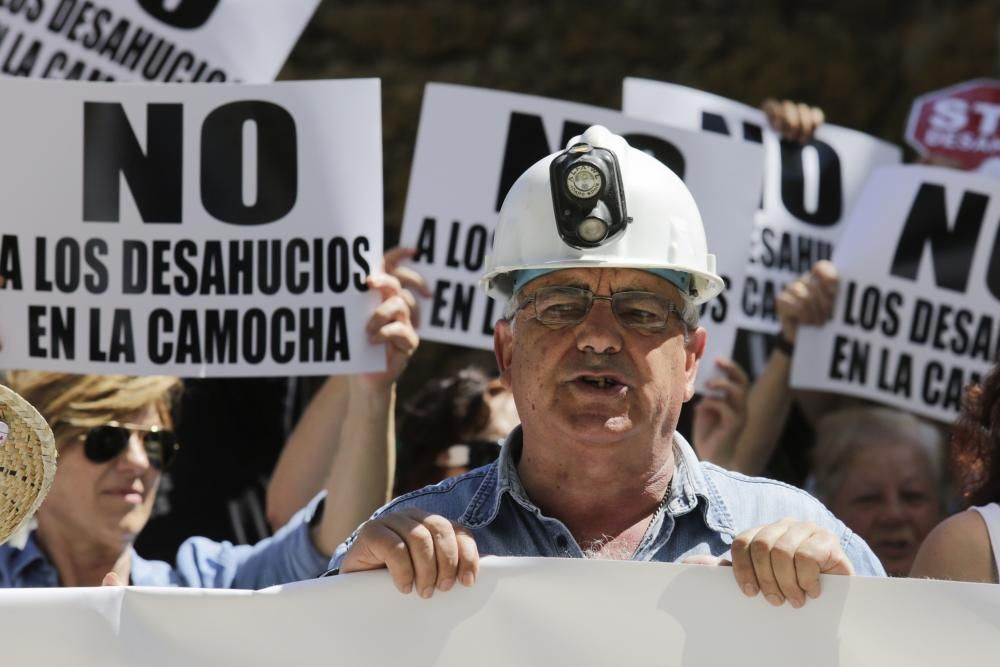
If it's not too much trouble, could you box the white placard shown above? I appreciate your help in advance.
[623,78,902,334]
[792,165,1000,422]
[0,77,385,377]
[0,0,318,83]
[0,558,997,665]
[399,83,763,391]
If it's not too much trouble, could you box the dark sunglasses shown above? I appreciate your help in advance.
[65,421,179,470]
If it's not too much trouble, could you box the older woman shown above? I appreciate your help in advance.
[810,406,948,577]
[911,363,1000,583]
[0,273,417,588]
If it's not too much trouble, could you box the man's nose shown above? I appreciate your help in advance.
[574,298,623,354]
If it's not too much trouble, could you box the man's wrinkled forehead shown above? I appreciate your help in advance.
[516,267,685,300]
[512,267,690,298]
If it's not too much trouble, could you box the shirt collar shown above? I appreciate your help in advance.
[8,531,59,586]
[8,531,157,587]
[459,426,734,534]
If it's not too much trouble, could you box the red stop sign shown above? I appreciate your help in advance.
[905,79,1000,170]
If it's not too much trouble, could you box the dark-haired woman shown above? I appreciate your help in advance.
[910,363,1000,583]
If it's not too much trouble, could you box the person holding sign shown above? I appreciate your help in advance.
[0,274,418,588]
[911,362,1000,584]
[329,126,884,607]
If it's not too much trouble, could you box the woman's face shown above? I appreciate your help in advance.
[37,404,163,550]
[434,381,520,479]
[830,441,944,577]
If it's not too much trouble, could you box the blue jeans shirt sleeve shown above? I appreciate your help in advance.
[167,491,330,589]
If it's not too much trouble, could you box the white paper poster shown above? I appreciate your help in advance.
[0,558,997,665]
[0,0,318,83]
[792,165,1000,422]
[0,77,385,377]
[399,83,763,391]
[623,78,902,334]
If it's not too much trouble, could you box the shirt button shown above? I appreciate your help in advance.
[556,535,568,549]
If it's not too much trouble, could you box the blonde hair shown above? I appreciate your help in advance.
[4,372,181,450]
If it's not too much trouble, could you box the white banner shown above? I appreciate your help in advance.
[791,165,1000,422]
[623,78,902,334]
[399,83,763,392]
[0,77,385,377]
[0,558,997,665]
[0,0,318,83]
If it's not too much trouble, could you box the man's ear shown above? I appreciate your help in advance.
[683,327,707,402]
[494,319,514,389]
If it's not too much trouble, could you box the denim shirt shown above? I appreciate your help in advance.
[331,429,885,576]
[0,493,330,589]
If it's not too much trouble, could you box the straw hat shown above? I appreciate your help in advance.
[0,383,57,544]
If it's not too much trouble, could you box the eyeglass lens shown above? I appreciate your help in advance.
[528,286,679,333]
[84,424,176,470]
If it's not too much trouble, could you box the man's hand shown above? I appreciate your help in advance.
[731,518,853,608]
[762,98,825,144]
[360,273,420,388]
[776,259,839,344]
[340,508,480,598]
[382,246,431,326]
[692,357,749,465]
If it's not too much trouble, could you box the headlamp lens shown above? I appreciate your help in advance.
[566,164,602,199]
[550,143,629,249]
[578,217,609,243]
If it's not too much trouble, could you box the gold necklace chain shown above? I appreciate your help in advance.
[632,478,672,558]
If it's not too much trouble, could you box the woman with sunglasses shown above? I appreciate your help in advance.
[0,273,418,588]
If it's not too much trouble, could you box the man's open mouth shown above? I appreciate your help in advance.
[578,375,623,389]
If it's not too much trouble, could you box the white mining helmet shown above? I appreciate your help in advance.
[480,125,724,305]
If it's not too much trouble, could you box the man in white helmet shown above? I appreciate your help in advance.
[328,126,884,605]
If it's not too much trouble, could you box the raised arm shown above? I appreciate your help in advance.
[722,261,839,475]
[266,375,351,529]
[267,247,429,530]
[310,273,419,556]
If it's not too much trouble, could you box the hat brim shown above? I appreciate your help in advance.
[0,383,57,544]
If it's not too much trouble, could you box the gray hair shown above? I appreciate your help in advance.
[810,406,948,505]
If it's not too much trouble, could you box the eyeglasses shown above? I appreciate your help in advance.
[512,285,688,335]
[64,421,179,470]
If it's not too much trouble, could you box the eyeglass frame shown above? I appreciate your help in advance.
[59,418,180,470]
[507,284,694,336]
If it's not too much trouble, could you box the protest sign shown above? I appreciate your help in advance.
[0,76,385,377]
[623,78,902,334]
[0,558,996,665]
[792,165,1000,422]
[905,79,1000,172]
[399,83,762,391]
[0,0,318,83]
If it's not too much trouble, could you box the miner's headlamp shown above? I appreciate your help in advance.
[549,142,631,248]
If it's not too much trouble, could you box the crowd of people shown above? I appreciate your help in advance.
[0,101,998,609]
